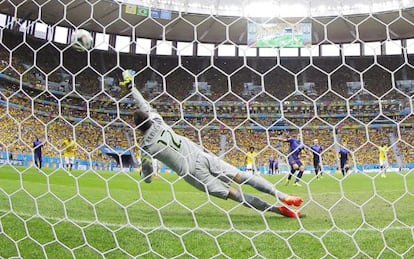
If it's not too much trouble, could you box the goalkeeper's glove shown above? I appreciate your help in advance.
[120,69,136,88]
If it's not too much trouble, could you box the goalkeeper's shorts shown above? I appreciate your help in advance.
[187,153,240,199]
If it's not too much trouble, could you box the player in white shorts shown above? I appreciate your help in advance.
[64,156,74,165]
[379,144,389,178]
[120,70,303,218]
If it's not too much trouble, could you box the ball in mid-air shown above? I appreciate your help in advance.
[71,29,93,52]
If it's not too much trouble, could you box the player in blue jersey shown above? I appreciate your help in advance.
[339,145,350,176]
[310,139,323,179]
[273,133,305,187]
[268,156,279,175]
[33,137,43,169]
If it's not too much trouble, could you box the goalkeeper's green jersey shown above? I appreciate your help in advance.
[131,88,204,182]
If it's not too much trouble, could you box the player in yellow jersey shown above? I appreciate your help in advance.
[379,143,389,178]
[63,137,76,171]
[245,146,257,173]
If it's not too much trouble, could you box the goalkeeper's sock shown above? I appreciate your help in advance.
[236,192,300,217]
[239,173,287,200]
[278,206,301,218]
[232,190,279,213]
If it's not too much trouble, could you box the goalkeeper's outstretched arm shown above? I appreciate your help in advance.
[131,87,152,113]
[120,69,153,113]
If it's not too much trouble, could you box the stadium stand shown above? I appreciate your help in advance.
[0,29,412,172]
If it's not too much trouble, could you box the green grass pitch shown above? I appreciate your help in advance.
[0,165,413,258]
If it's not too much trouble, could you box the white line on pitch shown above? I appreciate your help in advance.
[0,209,412,235]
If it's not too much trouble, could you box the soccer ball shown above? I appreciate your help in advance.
[71,29,93,52]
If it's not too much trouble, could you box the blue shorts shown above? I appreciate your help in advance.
[34,153,42,160]
[269,163,278,171]
[289,157,302,167]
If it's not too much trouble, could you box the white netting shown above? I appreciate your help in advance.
[0,0,413,258]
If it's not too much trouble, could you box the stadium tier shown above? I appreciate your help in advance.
[0,30,412,171]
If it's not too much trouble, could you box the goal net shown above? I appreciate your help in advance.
[0,0,413,258]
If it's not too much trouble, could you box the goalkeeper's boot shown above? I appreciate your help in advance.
[282,196,303,207]
[284,179,290,186]
[278,206,301,218]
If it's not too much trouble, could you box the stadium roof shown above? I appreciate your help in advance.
[2,0,414,44]
[121,0,414,18]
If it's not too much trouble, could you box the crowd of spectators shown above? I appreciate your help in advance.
[0,29,412,169]
[1,88,412,168]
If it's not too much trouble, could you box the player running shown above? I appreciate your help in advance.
[62,137,76,171]
[121,70,302,218]
[379,143,389,178]
[33,137,43,169]
[339,145,350,176]
[273,134,305,187]
[310,139,323,179]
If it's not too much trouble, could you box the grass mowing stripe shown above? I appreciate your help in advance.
[1,166,413,258]
[1,209,412,235]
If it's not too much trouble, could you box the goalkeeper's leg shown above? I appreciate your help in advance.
[201,153,303,207]
[233,171,302,207]
[228,188,301,218]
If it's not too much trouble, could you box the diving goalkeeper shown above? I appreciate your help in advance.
[121,70,303,218]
